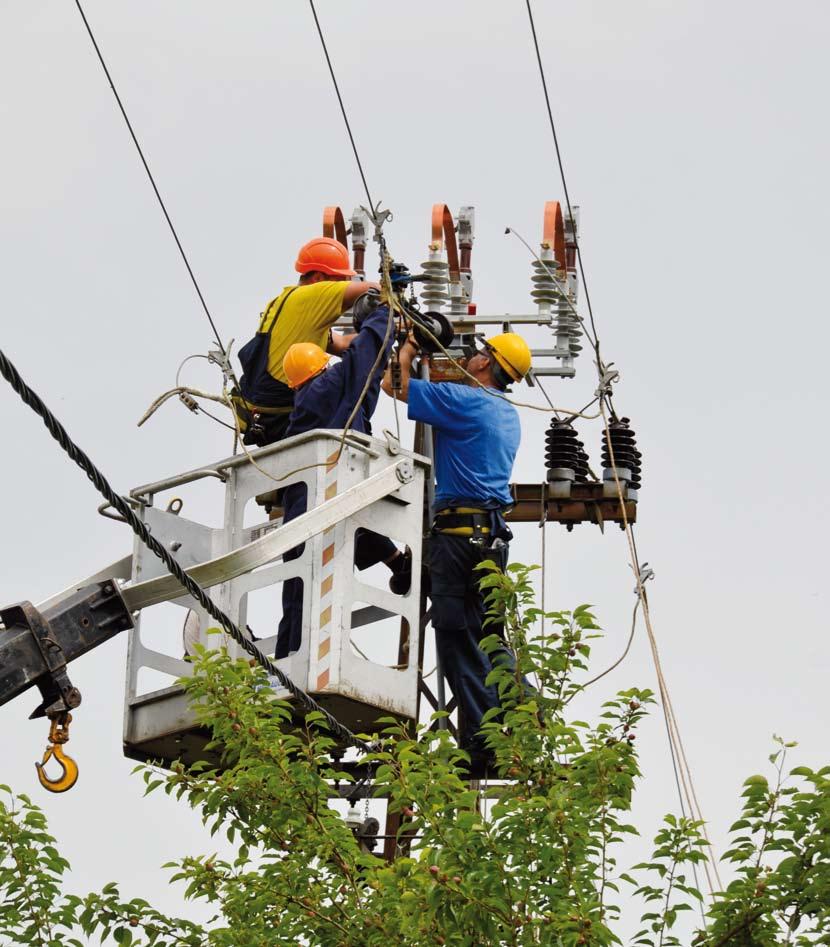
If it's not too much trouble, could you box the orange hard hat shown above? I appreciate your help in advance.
[295,237,356,278]
[283,343,331,389]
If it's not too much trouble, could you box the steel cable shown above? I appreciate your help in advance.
[525,0,717,901]
[524,0,602,363]
[72,0,237,385]
[307,0,376,212]
[0,346,370,753]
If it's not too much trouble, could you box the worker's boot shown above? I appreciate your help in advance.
[388,547,412,595]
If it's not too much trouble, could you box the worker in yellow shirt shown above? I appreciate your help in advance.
[233,237,380,445]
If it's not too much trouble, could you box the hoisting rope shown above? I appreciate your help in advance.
[0,347,371,755]
[72,0,238,390]
[524,0,722,900]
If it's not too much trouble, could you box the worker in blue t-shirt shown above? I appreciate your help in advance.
[381,330,532,775]
[275,299,411,659]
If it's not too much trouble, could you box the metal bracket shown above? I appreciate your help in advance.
[0,601,80,720]
[382,429,401,456]
[363,204,392,244]
[595,361,620,398]
[0,582,134,719]
[632,561,655,594]
[395,459,414,484]
[208,342,235,384]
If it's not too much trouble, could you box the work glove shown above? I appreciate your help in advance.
[351,288,381,331]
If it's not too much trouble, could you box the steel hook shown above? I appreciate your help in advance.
[35,712,79,793]
[35,744,79,793]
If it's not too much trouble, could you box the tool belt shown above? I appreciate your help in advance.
[230,390,292,446]
[431,507,492,539]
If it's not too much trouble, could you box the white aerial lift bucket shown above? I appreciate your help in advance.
[122,430,427,765]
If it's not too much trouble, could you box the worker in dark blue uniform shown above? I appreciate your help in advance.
[382,331,532,773]
[275,299,411,659]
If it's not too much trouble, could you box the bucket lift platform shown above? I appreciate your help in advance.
[121,430,427,765]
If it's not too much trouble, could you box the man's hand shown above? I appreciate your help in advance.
[327,330,356,356]
[381,332,420,402]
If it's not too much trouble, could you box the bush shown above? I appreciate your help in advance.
[1,562,828,945]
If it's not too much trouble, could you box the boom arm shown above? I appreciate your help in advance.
[0,582,133,720]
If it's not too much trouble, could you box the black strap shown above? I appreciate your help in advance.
[431,512,491,530]
[261,286,300,336]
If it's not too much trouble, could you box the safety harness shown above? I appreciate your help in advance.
[431,505,515,547]
[432,506,493,544]
[233,287,299,444]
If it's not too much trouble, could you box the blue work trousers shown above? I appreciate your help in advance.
[276,483,397,658]
[428,533,517,752]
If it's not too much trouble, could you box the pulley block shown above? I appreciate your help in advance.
[410,310,454,354]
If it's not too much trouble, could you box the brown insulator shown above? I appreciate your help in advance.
[601,416,642,492]
[545,418,580,481]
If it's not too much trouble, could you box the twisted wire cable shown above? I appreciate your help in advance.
[0,346,370,753]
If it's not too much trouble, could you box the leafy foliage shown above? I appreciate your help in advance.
[1,563,828,945]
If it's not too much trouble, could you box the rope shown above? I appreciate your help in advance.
[0,346,370,753]
[71,0,237,388]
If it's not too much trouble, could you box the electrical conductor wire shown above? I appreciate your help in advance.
[72,0,235,382]
[307,0,376,212]
[525,1,716,900]
[524,0,602,356]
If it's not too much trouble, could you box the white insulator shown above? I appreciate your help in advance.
[533,247,580,371]
[554,301,583,358]
[420,258,449,312]
[530,257,563,311]
[447,280,468,318]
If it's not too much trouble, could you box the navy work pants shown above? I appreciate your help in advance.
[428,533,517,752]
[275,482,397,659]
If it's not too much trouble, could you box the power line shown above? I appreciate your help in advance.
[0,345,369,753]
[72,0,234,376]
[524,0,719,896]
[307,0,376,212]
[524,0,602,362]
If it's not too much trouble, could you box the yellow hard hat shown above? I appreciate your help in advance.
[485,332,532,382]
[283,343,330,389]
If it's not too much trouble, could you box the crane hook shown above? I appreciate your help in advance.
[35,713,79,793]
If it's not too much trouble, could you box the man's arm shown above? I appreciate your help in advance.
[342,280,381,311]
[326,329,356,355]
[381,336,418,403]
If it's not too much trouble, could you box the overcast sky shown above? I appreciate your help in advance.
[2,0,829,939]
